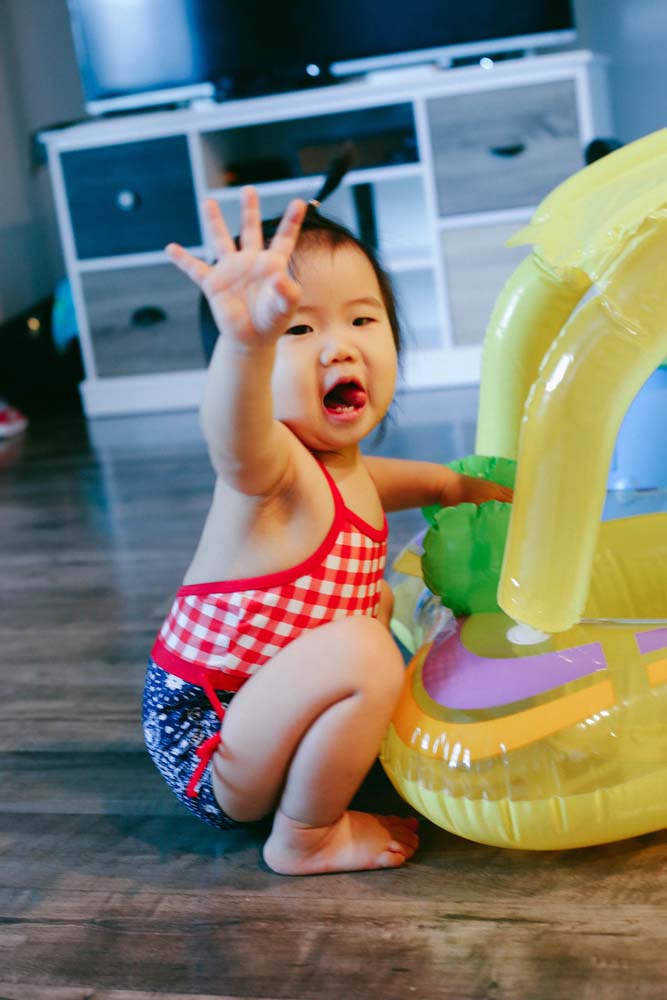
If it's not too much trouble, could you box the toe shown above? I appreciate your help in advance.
[402,832,420,852]
[385,816,420,840]
[386,833,418,858]
[378,849,407,868]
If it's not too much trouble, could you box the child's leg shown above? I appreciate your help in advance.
[210,615,418,875]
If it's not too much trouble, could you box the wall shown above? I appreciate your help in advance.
[0,0,665,324]
[0,0,83,324]
[573,0,667,143]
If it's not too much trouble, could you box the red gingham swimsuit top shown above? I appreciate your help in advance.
[151,461,388,696]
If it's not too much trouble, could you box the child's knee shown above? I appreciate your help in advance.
[333,615,405,697]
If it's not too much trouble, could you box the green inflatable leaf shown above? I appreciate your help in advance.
[422,454,516,527]
[421,455,516,616]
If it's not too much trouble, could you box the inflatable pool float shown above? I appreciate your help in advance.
[382,130,667,849]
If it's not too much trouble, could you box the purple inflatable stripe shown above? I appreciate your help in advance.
[635,627,667,655]
[422,620,607,710]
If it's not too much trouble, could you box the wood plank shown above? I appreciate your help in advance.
[0,988,265,1000]
[2,810,666,897]
[0,753,408,816]
[0,753,183,814]
[2,885,667,998]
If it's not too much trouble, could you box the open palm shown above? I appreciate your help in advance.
[166,187,307,346]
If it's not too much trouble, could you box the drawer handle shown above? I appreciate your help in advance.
[488,143,526,158]
[116,189,141,212]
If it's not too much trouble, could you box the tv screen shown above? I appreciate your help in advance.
[67,0,576,114]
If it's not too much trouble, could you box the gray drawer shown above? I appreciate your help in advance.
[441,221,532,346]
[428,81,582,216]
[81,264,205,377]
[62,136,201,259]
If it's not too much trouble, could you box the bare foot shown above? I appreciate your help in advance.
[263,808,419,876]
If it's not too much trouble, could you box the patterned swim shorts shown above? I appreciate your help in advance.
[142,658,242,830]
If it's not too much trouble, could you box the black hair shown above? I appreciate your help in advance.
[258,149,402,356]
[199,148,403,364]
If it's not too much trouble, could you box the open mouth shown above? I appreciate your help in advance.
[323,380,368,415]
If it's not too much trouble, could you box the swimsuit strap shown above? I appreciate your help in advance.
[316,458,388,542]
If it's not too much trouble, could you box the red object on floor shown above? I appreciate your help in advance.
[0,403,28,438]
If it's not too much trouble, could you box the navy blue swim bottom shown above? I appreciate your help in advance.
[142,658,242,830]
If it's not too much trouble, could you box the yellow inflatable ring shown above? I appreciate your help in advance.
[383,130,667,849]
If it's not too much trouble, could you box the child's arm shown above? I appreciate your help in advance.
[165,189,307,495]
[363,455,513,513]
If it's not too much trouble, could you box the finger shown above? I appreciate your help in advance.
[203,199,236,258]
[165,243,211,286]
[239,186,263,252]
[253,271,300,331]
[270,271,302,313]
[268,198,307,258]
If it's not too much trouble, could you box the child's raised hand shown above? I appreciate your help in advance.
[165,187,307,347]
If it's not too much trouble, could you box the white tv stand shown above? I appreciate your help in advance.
[41,50,611,417]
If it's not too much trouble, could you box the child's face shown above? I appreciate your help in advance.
[271,242,398,455]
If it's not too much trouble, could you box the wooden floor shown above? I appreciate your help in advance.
[3,397,667,1000]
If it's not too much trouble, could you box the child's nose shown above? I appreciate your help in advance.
[319,334,359,366]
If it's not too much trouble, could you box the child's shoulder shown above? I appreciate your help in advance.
[318,453,385,530]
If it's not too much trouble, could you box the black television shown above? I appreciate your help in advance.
[67,0,576,116]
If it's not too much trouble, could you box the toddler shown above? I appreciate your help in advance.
[143,179,511,876]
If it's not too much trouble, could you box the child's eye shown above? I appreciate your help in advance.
[352,316,376,327]
[285,324,312,336]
